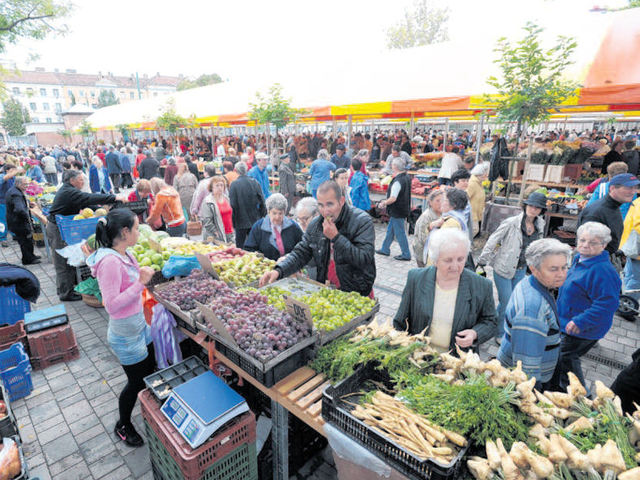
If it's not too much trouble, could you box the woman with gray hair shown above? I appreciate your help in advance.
[412,189,445,267]
[294,197,318,232]
[497,238,572,388]
[549,222,621,392]
[309,149,336,198]
[393,228,497,352]
[244,193,303,260]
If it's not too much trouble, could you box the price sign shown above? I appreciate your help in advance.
[196,301,237,346]
[195,253,220,279]
[149,238,162,253]
[284,295,314,329]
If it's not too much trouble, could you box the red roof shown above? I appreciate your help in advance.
[3,70,180,89]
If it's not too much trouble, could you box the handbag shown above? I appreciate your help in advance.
[187,218,203,236]
[621,229,640,259]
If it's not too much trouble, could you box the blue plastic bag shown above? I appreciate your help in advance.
[161,255,201,278]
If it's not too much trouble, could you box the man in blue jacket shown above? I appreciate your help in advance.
[550,221,621,392]
[248,152,271,199]
[105,145,123,193]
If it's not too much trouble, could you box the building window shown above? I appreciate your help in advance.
[130,92,135,99]
[32,118,39,123]
[12,87,20,95]
[68,89,73,97]
[55,103,62,112]
[43,102,50,110]
[120,91,125,97]
[40,88,46,96]
[26,88,34,96]
[29,103,36,111]
[46,118,52,123]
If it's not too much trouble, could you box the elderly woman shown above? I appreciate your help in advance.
[309,149,336,198]
[147,178,186,237]
[89,156,112,194]
[201,176,234,244]
[477,192,548,341]
[549,222,621,391]
[393,229,497,352]
[244,193,303,261]
[497,238,572,387]
[173,162,198,218]
[467,162,489,236]
[128,179,153,223]
[295,197,318,233]
[413,189,444,268]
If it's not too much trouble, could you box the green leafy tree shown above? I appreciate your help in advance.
[77,119,95,140]
[386,0,449,49]
[176,73,223,91]
[1,97,30,136]
[249,84,306,153]
[116,123,129,139]
[0,1,71,94]
[97,89,118,108]
[155,99,188,154]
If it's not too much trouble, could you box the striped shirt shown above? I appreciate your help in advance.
[497,275,561,383]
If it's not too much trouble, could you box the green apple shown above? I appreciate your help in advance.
[162,251,171,260]
[134,245,145,254]
[139,258,152,267]
[151,264,161,271]
[151,253,163,265]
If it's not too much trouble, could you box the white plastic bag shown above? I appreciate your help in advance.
[0,437,21,480]
[56,241,87,267]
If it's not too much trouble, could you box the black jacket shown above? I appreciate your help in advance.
[276,204,376,296]
[578,194,623,254]
[186,160,200,180]
[138,156,160,180]
[624,150,640,177]
[602,150,623,175]
[229,174,266,230]
[105,151,123,175]
[278,163,296,200]
[244,217,303,261]
[5,186,32,236]
[0,263,40,302]
[48,182,116,222]
[387,172,411,219]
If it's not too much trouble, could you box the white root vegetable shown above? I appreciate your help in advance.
[463,352,483,373]
[510,361,528,384]
[543,391,572,409]
[536,437,551,455]
[485,440,501,470]
[534,390,554,406]
[517,378,537,403]
[528,423,547,440]
[467,457,493,480]
[455,344,468,361]
[558,435,591,470]
[594,380,614,401]
[547,407,572,420]
[509,441,530,469]
[440,353,463,372]
[497,438,520,480]
[567,372,587,399]
[566,416,593,432]
[524,448,554,479]
[587,445,602,472]
[613,396,624,417]
[548,434,568,464]
[599,439,626,474]
[619,467,640,480]
[531,411,555,428]
[432,374,455,384]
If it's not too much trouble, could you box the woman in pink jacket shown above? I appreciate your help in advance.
[87,209,155,447]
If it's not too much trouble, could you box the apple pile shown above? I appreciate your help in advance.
[207,247,245,264]
[132,239,169,271]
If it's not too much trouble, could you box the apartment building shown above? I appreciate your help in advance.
[3,68,181,124]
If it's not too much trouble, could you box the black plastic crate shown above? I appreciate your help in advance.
[112,199,149,215]
[0,383,19,439]
[76,265,93,282]
[322,363,467,480]
[143,356,208,402]
[214,333,318,388]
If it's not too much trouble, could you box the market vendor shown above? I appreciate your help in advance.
[259,180,376,297]
[46,169,126,301]
[497,238,572,387]
[392,229,497,352]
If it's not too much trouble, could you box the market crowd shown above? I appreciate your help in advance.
[1,125,640,446]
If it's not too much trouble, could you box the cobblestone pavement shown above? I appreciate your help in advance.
[1,220,638,480]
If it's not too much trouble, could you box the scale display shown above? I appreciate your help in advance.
[161,370,249,448]
[24,304,68,333]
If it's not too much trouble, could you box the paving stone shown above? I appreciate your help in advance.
[123,443,151,478]
[26,451,46,469]
[52,459,92,480]
[28,463,52,480]
[49,372,77,392]
[25,389,55,409]
[42,432,79,464]
[81,432,116,465]
[84,379,113,400]
[57,388,84,408]
[69,412,101,436]
[38,420,70,445]
[30,402,62,425]
[89,390,118,409]
[136,469,154,480]
[76,370,102,387]
[19,422,38,444]
[35,413,66,433]
[88,449,125,479]
[61,398,93,424]
[75,423,108,445]
[99,464,134,480]
[22,440,42,459]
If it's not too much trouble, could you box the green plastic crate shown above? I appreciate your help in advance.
[145,420,257,480]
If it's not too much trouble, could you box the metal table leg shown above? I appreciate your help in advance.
[271,399,289,480]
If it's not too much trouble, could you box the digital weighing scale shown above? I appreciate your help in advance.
[161,370,249,448]
[23,304,68,333]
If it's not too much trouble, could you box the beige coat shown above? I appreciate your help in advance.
[467,175,486,223]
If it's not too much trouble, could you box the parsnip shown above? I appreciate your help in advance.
[618,467,640,480]
[497,438,520,480]
[599,439,626,474]
[432,374,455,384]
[485,440,501,470]
[536,437,551,455]
[567,372,586,399]
[440,353,463,372]
[546,407,571,420]
[613,395,624,417]
[510,361,528,384]
[467,458,493,480]
[548,434,568,464]
[557,435,591,470]
[528,423,547,439]
[594,380,614,401]
[534,389,554,406]
[524,448,554,479]
[531,411,555,428]
[586,444,602,472]
[517,378,537,403]
[543,391,572,409]
[509,441,530,469]
[566,416,593,433]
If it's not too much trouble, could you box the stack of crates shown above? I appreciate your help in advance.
[138,389,258,480]
[0,287,33,401]
[26,305,78,370]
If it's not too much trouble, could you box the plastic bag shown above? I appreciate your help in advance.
[0,437,22,480]
[324,424,392,477]
[56,241,87,266]
[150,304,186,369]
[161,255,201,278]
[74,277,102,301]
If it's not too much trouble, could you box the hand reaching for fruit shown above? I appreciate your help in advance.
[139,266,155,285]
[259,270,279,287]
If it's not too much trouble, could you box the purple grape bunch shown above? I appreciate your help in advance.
[156,270,230,311]
[208,289,312,363]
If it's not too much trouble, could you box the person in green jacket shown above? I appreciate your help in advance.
[393,228,497,352]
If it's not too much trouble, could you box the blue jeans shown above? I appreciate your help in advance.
[493,268,526,337]
[0,203,6,241]
[380,216,411,259]
[624,258,640,301]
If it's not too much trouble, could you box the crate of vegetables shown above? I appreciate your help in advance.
[196,250,276,288]
[198,286,317,387]
[258,277,379,345]
[322,362,467,480]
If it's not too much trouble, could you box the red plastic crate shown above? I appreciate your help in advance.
[0,321,27,352]
[139,389,256,480]
[31,345,79,370]
[27,323,77,360]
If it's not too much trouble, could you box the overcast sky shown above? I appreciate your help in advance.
[3,0,628,82]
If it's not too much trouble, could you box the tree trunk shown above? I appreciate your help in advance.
[505,118,522,202]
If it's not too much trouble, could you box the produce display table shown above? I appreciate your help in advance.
[176,324,328,480]
[510,179,579,190]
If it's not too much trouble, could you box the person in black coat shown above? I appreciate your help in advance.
[602,140,624,175]
[244,193,303,261]
[6,177,43,265]
[259,180,376,297]
[105,145,123,193]
[138,154,160,180]
[185,155,200,180]
[47,170,125,301]
[229,162,266,248]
